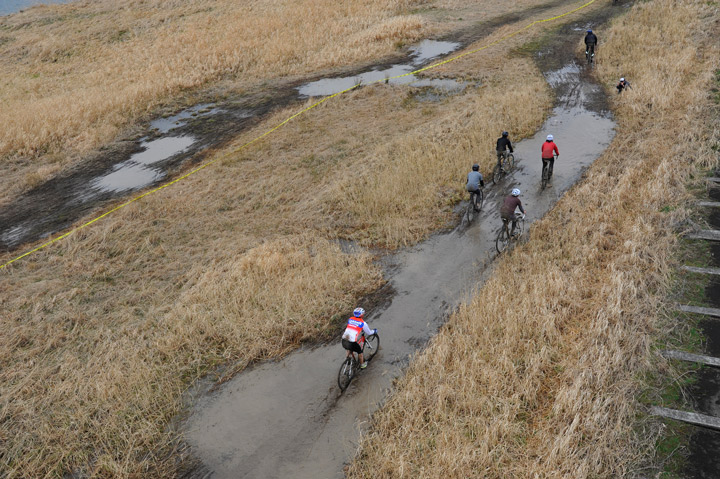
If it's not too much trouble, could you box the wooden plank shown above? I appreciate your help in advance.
[677,305,720,318]
[682,265,720,275]
[662,349,720,367]
[707,177,720,183]
[686,230,720,241]
[650,406,720,430]
[698,201,720,208]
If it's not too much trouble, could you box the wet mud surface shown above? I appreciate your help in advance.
[183,15,617,479]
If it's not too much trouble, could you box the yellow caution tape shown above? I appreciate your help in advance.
[0,0,597,270]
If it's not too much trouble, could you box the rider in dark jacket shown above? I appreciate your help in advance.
[584,30,598,57]
[495,131,514,169]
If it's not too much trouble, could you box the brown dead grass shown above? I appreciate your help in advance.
[347,0,720,477]
[0,2,574,475]
[0,0,429,204]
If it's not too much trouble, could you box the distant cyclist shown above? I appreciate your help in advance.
[500,188,526,236]
[496,131,514,169]
[466,163,485,197]
[341,307,377,369]
[584,29,598,59]
[616,77,632,93]
[541,134,559,181]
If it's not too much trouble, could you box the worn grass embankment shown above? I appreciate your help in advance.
[0,3,574,476]
[347,0,720,476]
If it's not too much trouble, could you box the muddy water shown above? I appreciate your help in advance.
[184,46,615,479]
[297,40,467,97]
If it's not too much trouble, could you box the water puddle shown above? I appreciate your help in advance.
[150,104,223,134]
[0,0,71,16]
[298,40,466,97]
[88,136,195,194]
[184,43,616,479]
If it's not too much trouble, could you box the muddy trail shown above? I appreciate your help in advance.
[0,0,609,254]
[182,16,617,479]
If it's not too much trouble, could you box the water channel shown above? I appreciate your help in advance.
[182,28,616,479]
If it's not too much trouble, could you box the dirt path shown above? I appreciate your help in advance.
[182,18,616,478]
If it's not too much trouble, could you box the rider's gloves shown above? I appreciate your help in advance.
[373,329,378,335]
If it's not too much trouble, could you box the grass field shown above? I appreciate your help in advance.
[0,0,429,204]
[347,0,720,476]
[0,0,552,207]
[0,0,583,475]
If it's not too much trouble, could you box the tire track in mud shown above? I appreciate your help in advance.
[181,12,621,479]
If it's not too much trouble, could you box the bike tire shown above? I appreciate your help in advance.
[338,357,355,391]
[475,189,484,212]
[364,334,380,362]
[465,195,475,224]
[541,165,548,190]
[505,154,515,170]
[496,225,510,253]
[515,217,525,236]
[492,164,503,184]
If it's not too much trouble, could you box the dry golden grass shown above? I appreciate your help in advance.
[347,0,720,477]
[0,0,429,203]
[0,4,568,475]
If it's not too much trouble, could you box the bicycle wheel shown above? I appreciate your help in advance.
[541,164,549,190]
[506,153,515,169]
[515,217,525,236]
[496,224,510,253]
[492,164,503,184]
[337,357,356,391]
[475,189,484,211]
[465,200,474,224]
[364,334,380,362]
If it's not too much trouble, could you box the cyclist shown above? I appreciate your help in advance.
[500,188,526,236]
[584,29,598,59]
[341,307,377,369]
[466,163,485,205]
[541,134,559,181]
[496,131,514,169]
[616,77,632,93]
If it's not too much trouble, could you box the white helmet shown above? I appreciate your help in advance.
[546,134,554,141]
[620,77,625,82]
[353,307,365,317]
[511,188,521,197]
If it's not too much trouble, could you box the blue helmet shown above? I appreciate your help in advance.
[587,29,592,33]
[353,307,365,317]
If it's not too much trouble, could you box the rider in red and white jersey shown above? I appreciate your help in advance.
[341,307,376,369]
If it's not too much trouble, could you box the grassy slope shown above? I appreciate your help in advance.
[0,1,577,476]
[347,0,720,476]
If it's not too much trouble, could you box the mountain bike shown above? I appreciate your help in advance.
[541,156,556,190]
[465,188,484,223]
[492,151,515,184]
[585,45,595,64]
[496,213,525,253]
[337,331,380,392]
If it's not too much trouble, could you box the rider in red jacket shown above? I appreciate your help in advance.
[541,134,559,180]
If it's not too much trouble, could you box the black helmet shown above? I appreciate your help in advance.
[472,164,480,171]
[502,131,508,137]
